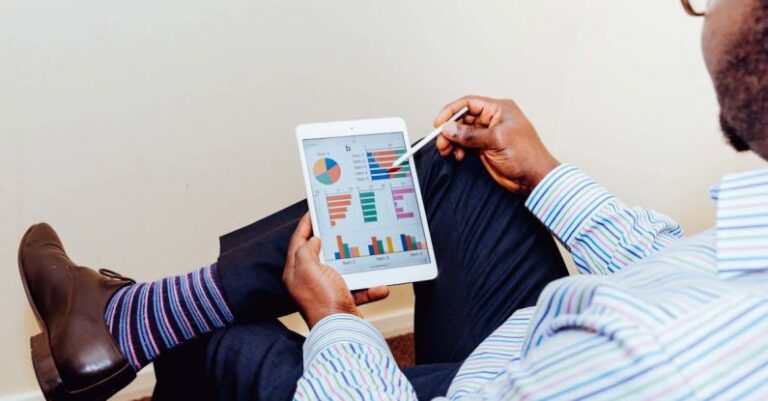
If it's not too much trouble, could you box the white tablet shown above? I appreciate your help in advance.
[296,118,438,290]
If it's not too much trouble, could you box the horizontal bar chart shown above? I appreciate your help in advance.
[391,186,416,219]
[326,193,352,227]
[359,191,378,223]
[366,148,412,181]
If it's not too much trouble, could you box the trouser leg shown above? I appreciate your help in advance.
[153,320,462,401]
[411,147,568,364]
[153,320,303,401]
[215,200,307,322]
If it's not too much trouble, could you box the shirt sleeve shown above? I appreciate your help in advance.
[294,314,417,401]
[525,164,684,275]
[473,323,695,400]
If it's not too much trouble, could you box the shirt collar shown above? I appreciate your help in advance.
[712,168,768,278]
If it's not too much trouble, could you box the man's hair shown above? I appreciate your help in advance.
[715,0,768,152]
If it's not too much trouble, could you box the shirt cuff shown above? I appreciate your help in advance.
[525,163,615,245]
[302,313,391,369]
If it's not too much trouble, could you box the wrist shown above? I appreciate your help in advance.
[528,156,561,190]
[305,304,362,329]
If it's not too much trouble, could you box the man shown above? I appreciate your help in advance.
[17,0,768,399]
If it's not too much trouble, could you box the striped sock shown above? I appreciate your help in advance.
[104,264,234,370]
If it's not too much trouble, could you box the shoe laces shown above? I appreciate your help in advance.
[98,269,137,285]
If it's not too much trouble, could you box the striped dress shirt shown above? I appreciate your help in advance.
[294,164,768,400]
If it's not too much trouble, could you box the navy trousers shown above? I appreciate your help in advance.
[152,146,568,401]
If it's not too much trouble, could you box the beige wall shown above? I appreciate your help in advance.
[1,0,764,397]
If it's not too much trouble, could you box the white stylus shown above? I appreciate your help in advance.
[391,106,469,168]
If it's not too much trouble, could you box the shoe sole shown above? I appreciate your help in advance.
[18,224,136,401]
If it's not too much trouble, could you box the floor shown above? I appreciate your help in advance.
[386,332,416,368]
[132,333,415,400]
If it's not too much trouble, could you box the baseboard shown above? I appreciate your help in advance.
[0,391,39,401]
[0,308,414,401]
[368,307,414,338]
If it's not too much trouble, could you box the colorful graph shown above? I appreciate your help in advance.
[334,235,361,260]
[391,187,416,219]
[400,234,427,252]
[359,191,378,223]
[367,148,411,181]
[333,232,427,259]
[313,158,342,185]
[368,233,427,255]
[326,193,351,226]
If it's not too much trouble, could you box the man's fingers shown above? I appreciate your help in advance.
[462,115,477,125]
[479,153,525,192]
[296,236,322,267]
[366,286,390,302]
[433,96,495,127]
[285,213,313,281]
[288,214,312,252]
[353,286,390,305]
[435,135,454,157]
[295,213,313,240]
[310,235,321,253]
[453,147,466,161]
[441,122,493,149]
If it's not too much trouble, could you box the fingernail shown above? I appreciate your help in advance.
[443,121,457,136]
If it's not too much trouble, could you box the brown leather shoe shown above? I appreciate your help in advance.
[18,223,137,401]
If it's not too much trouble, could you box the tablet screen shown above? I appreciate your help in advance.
[302,132,431,274]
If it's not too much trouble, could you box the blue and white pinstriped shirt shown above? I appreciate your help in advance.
[294,164,768,400]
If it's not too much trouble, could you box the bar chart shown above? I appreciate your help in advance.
[367,233,427,256]
[359,191,378,223]
[334,235,361,260]
[332,232,428,260]
[366,147,411,181]
[326,193,352,227]
[400,234,427,251]
[391,186,417,219]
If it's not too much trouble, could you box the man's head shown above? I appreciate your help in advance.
[702,0,768,158]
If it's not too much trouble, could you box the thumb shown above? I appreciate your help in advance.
[296,237,322,266]
[442,121,493,149]
[309,236,322,255]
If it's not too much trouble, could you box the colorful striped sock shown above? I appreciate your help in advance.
[104,264,234,370]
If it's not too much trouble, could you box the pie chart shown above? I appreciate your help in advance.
[313,158,342,185]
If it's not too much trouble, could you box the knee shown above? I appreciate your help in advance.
[415,143,456,196]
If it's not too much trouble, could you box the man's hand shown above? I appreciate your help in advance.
[282,214,390,329]
[434,96,561,193]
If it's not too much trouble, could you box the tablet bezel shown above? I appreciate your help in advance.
[296,117,438,290]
